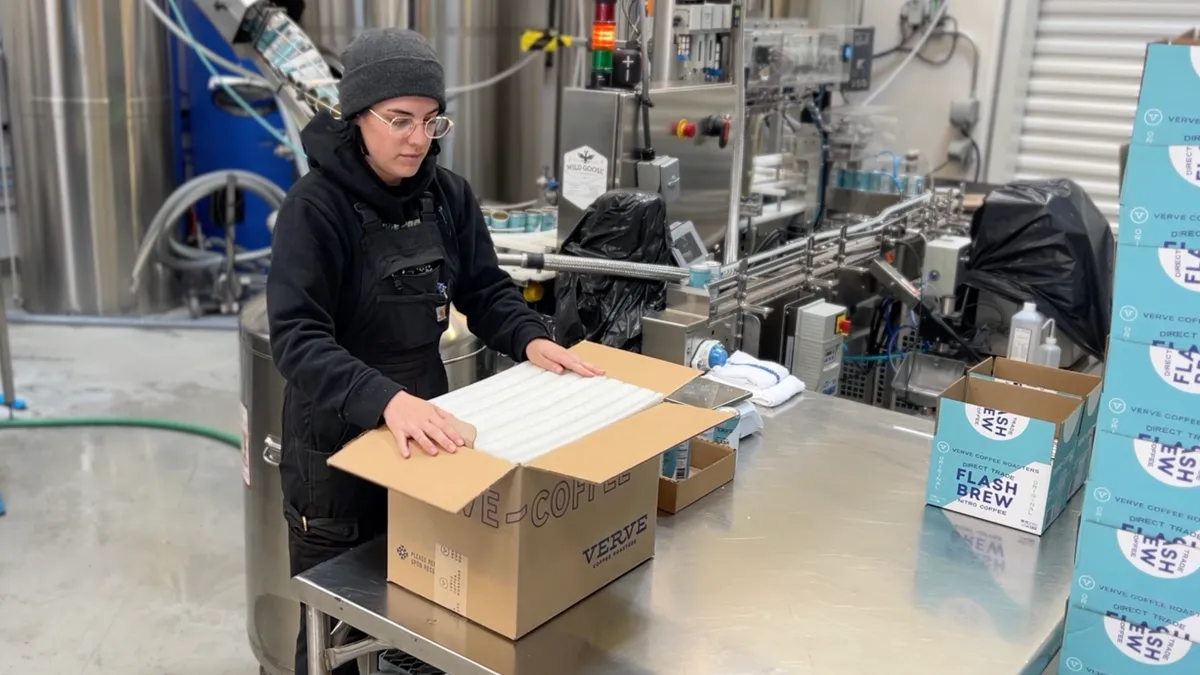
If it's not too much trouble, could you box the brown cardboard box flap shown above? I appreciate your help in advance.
[569,341,701,395]
[529,403,733,484]
[944,376,1081,439]
[1163,29,1200,45]
[328,427,515,513]
[971,357,1101,399]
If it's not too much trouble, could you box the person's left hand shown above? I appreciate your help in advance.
[526,338,605,377]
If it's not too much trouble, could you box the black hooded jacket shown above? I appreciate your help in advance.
[267,111,550,436]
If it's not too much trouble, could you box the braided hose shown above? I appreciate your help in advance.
[497,253,689,282]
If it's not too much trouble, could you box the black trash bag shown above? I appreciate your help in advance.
[554,189,671,351]
[961,179,1114,359]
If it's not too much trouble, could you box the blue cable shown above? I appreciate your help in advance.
[809,86,828,226]
[167,0,303,159]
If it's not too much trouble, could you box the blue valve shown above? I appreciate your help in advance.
[706,343,729,369]
[0,395,27,411]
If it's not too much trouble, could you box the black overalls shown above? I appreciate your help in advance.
[279,194,450,675]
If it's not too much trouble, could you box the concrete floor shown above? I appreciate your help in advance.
[0,322,257,674]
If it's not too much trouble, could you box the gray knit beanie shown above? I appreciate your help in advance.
[338,28,446,120]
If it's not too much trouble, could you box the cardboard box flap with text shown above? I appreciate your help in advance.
[329,342,730,514]
[937,376,1082,443]
[970,357,1101,415]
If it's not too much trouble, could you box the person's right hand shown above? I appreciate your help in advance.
[382,391,464,458]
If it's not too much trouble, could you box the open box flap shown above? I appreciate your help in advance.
[960,377,1082,441]
[985,358,1101,397]
[528,403,732,484]
[1161,30,1200,45]
[569,341,701,396]
[328,423,516,514]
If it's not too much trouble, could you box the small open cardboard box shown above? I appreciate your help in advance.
[328,342,732,639]
[658,438,736,514]
[927,375,1083,535]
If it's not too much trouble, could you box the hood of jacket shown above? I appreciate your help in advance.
[300,110,437,220]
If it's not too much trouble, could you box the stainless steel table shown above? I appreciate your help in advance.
[294,394,1081,675]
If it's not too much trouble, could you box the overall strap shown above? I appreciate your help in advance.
[352,202,381,229]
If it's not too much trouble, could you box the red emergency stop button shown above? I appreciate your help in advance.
[673,119,697,139]
[837,317,852,335]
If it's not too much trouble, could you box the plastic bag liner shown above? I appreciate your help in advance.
[961,179,1114,359]
[554,189,671,351]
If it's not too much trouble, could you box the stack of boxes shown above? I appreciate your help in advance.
[1058,34,1200,674]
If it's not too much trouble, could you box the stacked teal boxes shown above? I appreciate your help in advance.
[1061,32,1200,675]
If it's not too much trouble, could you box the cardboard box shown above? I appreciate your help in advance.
[1069,519,1200,633]
[1059,605,1200,673]
[658,438,736,513]
[1117,145,1200,250]
[926,375,1084,534]
[967,357,1102,499]
[1111,246,1200,344]
[1130,35,1200,147]
[1083,430,1200,540]
[328,342,731,639]
[1099,339,1200,445]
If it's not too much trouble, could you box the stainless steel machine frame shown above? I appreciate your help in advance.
[556,84,740,251]
[293,395,1080,675]
[639,191,964,369]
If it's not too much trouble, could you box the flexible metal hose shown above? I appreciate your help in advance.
[496,252,689,282]
[130,170,287,292]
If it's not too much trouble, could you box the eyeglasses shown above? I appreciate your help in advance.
[367,108,454,139]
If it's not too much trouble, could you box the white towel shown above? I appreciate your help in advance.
[707,351,790,390]
[704,372,806,408]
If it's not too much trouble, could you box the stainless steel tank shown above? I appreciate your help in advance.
[0,0,176,315]
[239,294,495,675]
[299,0,552,205]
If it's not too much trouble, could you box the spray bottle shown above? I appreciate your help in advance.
[1006,302,1046,362]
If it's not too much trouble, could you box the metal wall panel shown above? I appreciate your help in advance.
[1013,0,1199,224]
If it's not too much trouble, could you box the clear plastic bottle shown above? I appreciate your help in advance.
[1006,302,1045,362]
[1038,335,1062,368]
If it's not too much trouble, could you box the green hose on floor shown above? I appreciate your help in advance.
[0,416,241,449]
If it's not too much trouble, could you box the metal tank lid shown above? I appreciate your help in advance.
[238,294,483,361]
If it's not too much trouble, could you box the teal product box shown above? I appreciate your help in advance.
[1059,606,1200,674]
[926,375,1084,534]
[969,357,1103,439]
[1083,430,1200,541]
[1129,38,1200,147]
[1111,246,1200,344]
[967,357,1102,502]
[1116,145,1200,250]
[1069,519,1200,638]
[1099,339,1200,445]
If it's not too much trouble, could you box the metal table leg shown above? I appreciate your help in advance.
[0,269,16,413]
[306,604,332,675]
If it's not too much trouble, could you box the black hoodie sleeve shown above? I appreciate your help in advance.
[452,182,552,360]
[267,197,403,430]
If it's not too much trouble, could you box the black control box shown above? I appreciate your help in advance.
[842,26,875,92]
